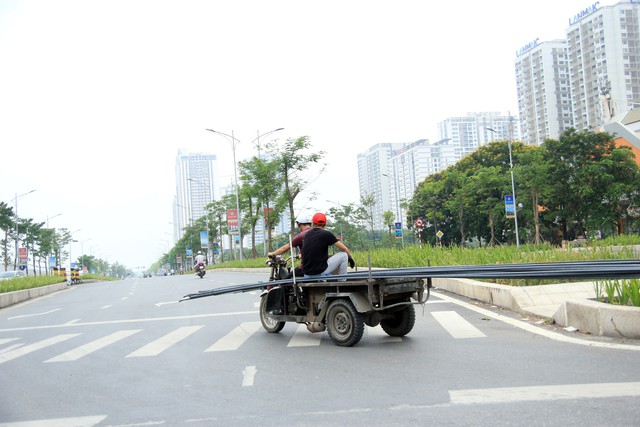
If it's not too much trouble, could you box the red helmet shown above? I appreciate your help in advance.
[312,212,327,226]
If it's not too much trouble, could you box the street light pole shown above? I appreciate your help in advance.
[12,189,36,271]
[45,213,62,275]
[206,129,243,260]
[487,127,520,247]
[206,127,285,261]
[231,130,243,261]
[188,178,212,262]
[253,128,284,255]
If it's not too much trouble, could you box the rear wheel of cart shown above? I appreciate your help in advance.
[381,305,415,337]
[260,295,285,333]
[326,299,364,347]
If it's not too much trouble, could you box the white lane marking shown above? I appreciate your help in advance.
[365,326,402,343]
[126,325,204,357]
[100,305,112,309]
[155,301,179,307]
[121,297,128,300]
[205,322,260,352]
[0,311,257,333]
[65,319,81,325]
[288,324,322,347]
[434,291,640,351]
[242,365,257,387]
[0,415,108,426]
[431,311,486,339]
[0,334,80,364]
[449,382,640,404]
[0,343,24,354]
[253,302,260,308]
[45,330,142,362]
[8,308,61,320]
[0,337,19,346]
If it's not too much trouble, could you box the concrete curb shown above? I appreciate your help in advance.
[432,278,519,311]
[0,282,68,309]
[554,299,640,339]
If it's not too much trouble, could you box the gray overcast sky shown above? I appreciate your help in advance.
[0,0,615,269]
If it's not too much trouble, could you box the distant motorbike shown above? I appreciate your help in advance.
[196,263,206,279]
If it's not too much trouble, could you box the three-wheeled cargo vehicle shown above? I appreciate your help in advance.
[184,255,430,347]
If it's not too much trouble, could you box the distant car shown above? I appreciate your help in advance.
[0,270,26,281]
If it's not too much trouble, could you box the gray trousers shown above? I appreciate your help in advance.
[304,252,348,278]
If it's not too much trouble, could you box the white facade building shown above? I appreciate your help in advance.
[515,39,573,145]
[437,112,520,154]
[567,1,640,130]
[357,143,404,230]
[173,150,216,243]
[387,139,458,224]
[358,139,462,230]
[358,113,519,231]
[515,1,640,139]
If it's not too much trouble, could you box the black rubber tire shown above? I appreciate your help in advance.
[326,299,365,347]
[380,305,415,337]
[259,295,285,333]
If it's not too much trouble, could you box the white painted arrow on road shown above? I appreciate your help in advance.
[155,301,179,307]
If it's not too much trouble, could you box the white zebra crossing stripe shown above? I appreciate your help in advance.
[431,311,486,338]
[0,310,491,363]
[126,325,204,357]
[0,337,20,346]
[288,324,322,347]
[205,322,261,352]
[0,334,81,364]
[45,330,142,362]
[0,343,24,354]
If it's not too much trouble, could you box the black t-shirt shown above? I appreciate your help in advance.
[301,227,338,275]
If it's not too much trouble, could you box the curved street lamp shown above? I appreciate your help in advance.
[205,127,284,261]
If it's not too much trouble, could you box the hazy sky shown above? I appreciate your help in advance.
[0,0,617,269]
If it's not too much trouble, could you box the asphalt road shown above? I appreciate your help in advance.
[1,271,640,427]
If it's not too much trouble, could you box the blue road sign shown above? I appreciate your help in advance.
[505,195,515,218]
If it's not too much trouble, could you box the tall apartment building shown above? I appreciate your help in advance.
[173,150,216,242]
[387,139,458,224]
[515,39,573,145]
[358,139,462,230]
[567,1,640,130]
[515,1,640,141]
[357,143,402,230]
[437,112,521,154]
[358,113,520,231]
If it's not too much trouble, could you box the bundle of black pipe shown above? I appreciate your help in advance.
[180,259,640,301]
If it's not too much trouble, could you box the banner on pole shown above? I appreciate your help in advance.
[227,209,238,234]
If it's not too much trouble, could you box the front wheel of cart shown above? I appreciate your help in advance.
[326,299,364,347]
[260,295,285,333]
[381,305,415,337]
